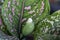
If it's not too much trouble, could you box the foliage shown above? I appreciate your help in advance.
[0,0,60,40]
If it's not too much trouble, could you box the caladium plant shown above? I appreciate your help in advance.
[1,0,50,37]
[0,30,19,40]
[34,10,60,40]
[1,0,60,40]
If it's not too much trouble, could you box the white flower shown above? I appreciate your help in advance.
[27,18,33,23]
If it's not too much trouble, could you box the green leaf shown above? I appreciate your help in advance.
[1,0,22,36]
[0,30,19,40]
[1,0,50,37]
[34,10,60,40]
